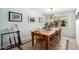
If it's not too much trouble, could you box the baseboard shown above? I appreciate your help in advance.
[62,35,76,39]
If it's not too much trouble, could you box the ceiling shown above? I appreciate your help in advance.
[31,8,76,14]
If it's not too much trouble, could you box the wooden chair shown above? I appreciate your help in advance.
[34,30,46,49]
[49,29,61,47]
[55,29,61,43]
[55,30,60,43]
[58,29,61,41]
[49,31,57,47]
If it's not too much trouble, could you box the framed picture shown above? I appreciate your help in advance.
[9,11,22,22]
[60,19,68,27]
[28,16,35,22]
[59,16,68,27]
[38,17,43,23]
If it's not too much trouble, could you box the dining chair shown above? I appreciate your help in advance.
[49,29,61,47]
[55,29,61,44]
[55,29,61,43]
[58,29,61,41]
[49,31,57,47]
[34,30,46,49]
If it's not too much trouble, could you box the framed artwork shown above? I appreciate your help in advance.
[38,17,43,23]
[9,11,22,22]
[60,19,68,27]
[28,16,35,22]
[59,16,68,27]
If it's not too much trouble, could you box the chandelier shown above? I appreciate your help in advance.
[49,8,54,19]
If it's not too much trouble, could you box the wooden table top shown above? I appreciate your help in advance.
[32,27,61,36]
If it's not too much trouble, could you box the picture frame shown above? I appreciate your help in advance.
[58,16,68,27]
[9,11,22,22]
[60,19,68,27]
[38,17,43,23]
[28,16,35,22]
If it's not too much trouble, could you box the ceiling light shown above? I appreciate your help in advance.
[49,8,54,19]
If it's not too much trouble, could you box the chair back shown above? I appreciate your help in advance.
[50,31,57,39]
[55,30,59,36]
[59,29,61,34]
[33,30,43,41]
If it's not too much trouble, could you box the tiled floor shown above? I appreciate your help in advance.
[10,35,79,50]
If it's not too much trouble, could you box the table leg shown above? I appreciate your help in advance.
[32,32,34,47]
[46,37,48,50]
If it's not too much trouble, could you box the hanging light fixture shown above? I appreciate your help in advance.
[49,8,54,19]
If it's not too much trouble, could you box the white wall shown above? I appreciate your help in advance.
[0,8,45,48]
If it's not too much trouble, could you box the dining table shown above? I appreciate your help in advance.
[31,27,61,50]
